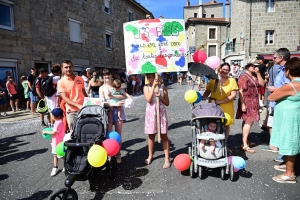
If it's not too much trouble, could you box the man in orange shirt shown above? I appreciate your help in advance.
[57,60,88,132]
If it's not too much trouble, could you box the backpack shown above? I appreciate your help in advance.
[31,77,42,96]
[41,76,56,97]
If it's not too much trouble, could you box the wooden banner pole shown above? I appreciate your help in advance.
[155,73,161,143]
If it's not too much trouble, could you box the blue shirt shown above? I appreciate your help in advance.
[269,65,290,107]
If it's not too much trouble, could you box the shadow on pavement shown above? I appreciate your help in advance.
[168,120,190,131]
[18,190,53,200]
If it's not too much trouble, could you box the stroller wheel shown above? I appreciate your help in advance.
[198,166,204,180]
[229,164,235,181]
[220,167,225,180]
[50,188,78,200]
[189,159,196,178]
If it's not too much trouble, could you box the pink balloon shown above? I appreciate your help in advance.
[193,50,207,63]
[234,167,240,173]
[228,156,233,165]
[206,56,221,69]
[102,139,120,156]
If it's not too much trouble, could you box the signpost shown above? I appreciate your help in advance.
[123,19,188,142]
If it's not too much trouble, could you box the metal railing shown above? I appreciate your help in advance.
[225,43,244,55]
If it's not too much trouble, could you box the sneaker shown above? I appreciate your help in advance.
[26,109,29,111]
[50,167,59,176]
[116,153,121,164]
[274,155,284,163]
[62,168,65,172]
[41,121,47,127]
[4,112,7,116]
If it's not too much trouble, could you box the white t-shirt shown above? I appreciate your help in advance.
[82,75,89,89]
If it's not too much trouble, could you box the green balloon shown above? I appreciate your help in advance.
[42,134,52,140]
[55,142,66,157]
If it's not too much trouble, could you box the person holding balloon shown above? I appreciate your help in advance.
[236,62,265,153]
[144,73,170,169]
[42,107,65,176]
[202,63,239,140]
[99,69,127,163]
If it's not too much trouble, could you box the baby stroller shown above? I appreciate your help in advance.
[50,105,117,200]
[188,102,234,180]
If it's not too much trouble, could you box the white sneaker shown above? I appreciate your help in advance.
[62,167,65,172]
[116,153,121,164]
[50,167,59,177]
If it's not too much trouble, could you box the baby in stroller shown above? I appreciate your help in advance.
[199,121,222,153]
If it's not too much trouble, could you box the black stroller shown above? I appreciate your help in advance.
[50,105,117,200]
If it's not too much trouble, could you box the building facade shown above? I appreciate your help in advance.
[0,0,153,83]
[184,0,230,62]
[223,0,300,64]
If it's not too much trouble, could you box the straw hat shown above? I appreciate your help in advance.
[247,58,259,65]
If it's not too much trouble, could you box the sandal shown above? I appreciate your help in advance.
[272,174,296,183]
[274,164,286,172]
[241,146,255,154]
[163,162,171,169]
[145,158,152,165]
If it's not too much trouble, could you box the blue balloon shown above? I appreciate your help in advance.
[194,92,202,103]
[107,131,121,143]
[232,156,246,170]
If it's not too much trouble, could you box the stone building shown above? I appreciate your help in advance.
[184,0,230,62]
[0,0,153,83]
[223,0,300,65]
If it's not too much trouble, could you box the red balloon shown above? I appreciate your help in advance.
[102,139,120,156]
[174,154,191,171]
[193,50,207,63]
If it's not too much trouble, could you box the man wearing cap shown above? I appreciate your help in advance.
[27,67,37,114]
[256,55,267,107]
[35,68,50,127]
[58,60,88,133]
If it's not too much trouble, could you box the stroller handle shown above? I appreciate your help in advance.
[64,142,92,147]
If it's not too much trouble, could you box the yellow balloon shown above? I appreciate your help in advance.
[87,144,107,167]
[224,113,232,126]
[184,90,197,103]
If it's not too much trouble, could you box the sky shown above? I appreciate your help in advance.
[135,0,228,19]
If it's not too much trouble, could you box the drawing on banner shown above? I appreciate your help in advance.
[123,19,188,74]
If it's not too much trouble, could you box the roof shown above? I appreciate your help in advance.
[203,2,223,6]
[127,0,154,18]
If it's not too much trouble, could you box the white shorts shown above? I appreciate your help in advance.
[267,107,274,127]
[51,145,63,158]
[132,80,136,86]
[121,83,127,89]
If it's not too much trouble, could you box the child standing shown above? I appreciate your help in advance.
[0,85,7,116]
[21,75,30,111]
[144,73,170,169]
[42,107,65,176]
[108,79,131,120]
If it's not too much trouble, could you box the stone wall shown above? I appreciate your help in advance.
[0,0,150,76]
[203,4,223,18]
[184,6,200,21]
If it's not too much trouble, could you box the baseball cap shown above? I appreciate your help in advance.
[86,68,91,71]
[51,108,63,117]
[247,58,259,65]
[256,55,265,60]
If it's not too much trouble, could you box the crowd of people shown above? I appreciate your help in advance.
[1,48,299,183]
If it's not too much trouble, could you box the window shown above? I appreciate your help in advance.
[194,13,197,18]
[0,1,14,30]
[208,45,217,57]
[265,30,274,45]
[106,30,112,49]
[69,18,82,43]
[208,27,217,40]
[128,10,133,21]
[104,0,110,14]
[211,14,214,18]
[266,0,275,12]
[202,14,206,18]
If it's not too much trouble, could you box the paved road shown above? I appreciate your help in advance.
[1,82,299,200]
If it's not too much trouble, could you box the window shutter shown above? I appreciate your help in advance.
[69,20,81,43]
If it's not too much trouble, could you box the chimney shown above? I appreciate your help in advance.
[186,0,190,6]
[225,0,230,21]
[199,0,203,18]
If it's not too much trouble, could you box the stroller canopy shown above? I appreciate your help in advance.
[192,103,225,120]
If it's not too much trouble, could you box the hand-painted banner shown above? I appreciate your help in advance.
[123,19,188,74]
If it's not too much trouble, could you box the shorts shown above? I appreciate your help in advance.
[259,86,265,95]
[188,76,192,80]
[0,98,6,105]
[132,80,136,86]
[29,91,38,103]
[121,83,127,89]
[112,107,126,122]
[51,145,63,158]
[9,94,19,100]
[267,107,274,127]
